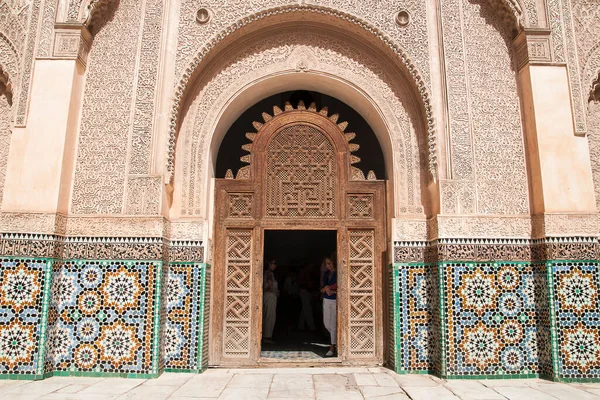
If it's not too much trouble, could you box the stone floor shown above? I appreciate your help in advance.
[1,368,599,400]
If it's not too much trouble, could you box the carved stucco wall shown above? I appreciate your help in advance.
[71,0,141,214]
[0,96,10,205]
[0,0,28,108]
[174,31,427,219]
[588,103,600,210]
[71,0,164,215]
[0,1,24,207]
[441,0,529,215]
[572,0,600,210]
[176,1,430,89]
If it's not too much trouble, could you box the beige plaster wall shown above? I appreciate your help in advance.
[528,65,596,213]
[2,60,80,213]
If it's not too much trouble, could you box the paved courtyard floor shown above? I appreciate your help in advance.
[1,367,599,400]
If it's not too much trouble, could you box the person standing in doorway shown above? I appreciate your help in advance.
[320,256,337,357]
[263,259,278,344]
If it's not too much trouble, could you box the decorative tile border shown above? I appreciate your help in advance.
[395,238,600,263]
[164,262,206,371]
[549,261,600,381]
[395,263,435,373]
[0,258,52,379]
[0,234,204,262]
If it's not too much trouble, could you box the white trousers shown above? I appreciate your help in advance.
[263,291,277,338]
[323,298,337,345]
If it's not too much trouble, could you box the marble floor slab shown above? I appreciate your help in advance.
[0,368,598,400]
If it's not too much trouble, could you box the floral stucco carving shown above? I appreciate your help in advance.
[440,0,529,215]
[71,0,143,214]
[169,3,438,182]
[174,30,428,219]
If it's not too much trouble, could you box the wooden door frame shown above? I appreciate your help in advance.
[209,108,387,367]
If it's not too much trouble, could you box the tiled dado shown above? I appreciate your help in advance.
[545,261,600,381]
[391,235,600,381]
[440,262,540,378]
[43,260,162,377]
[164,262,210,372]
[0,258,52,379]
[0,255,209,380]
[391,258,600,381]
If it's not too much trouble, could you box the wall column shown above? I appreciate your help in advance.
[515,29,600,382]
[515,30,598,237]
[1,25,90,222]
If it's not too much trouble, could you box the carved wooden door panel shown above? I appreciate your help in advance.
[211,183,262,366]
[222,228,252,358]
[211,102,386,366]
[347,229,377,358]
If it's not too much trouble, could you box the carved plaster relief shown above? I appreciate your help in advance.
[0,34,19,104]
[441,0,529,215]
[0,1,28,57]
[572,0,600,106]
[572,1,600,211]
[176,1,431,88]
[436,215,532,238]
[513,30,553,70]
[547,0,587,135]
[464,0,529,215]
[170,2,437,182]
[13,0,39,127]
[175,32,426,219]
[37,0,57,58]
[123,0,164,215]
[523,0,540,27]
[0,97,10,204]
[124,176,161,215]
[532,213,600,238]
[71,0,142,214]
[587,102,600,211]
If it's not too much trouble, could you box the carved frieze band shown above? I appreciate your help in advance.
[394,237,599,263]
[0,233,204,262]
[392,213,599,242]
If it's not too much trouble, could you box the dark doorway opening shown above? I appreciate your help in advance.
[261,230,337,360]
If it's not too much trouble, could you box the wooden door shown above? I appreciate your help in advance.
[210,102,386,366]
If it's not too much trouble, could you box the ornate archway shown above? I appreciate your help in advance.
[211,102,386,366]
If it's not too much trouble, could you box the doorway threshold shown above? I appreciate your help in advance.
[258,354,342,364]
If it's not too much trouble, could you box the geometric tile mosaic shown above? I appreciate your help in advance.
[164,263,205,371]
[396,263,434,372]
[442,262,539,377]
[534,262,553,378]
[43,260,161,377]
[0,258,51,378]
[550,261,600,380]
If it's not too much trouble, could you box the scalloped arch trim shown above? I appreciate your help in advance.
[168,4,438,183]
